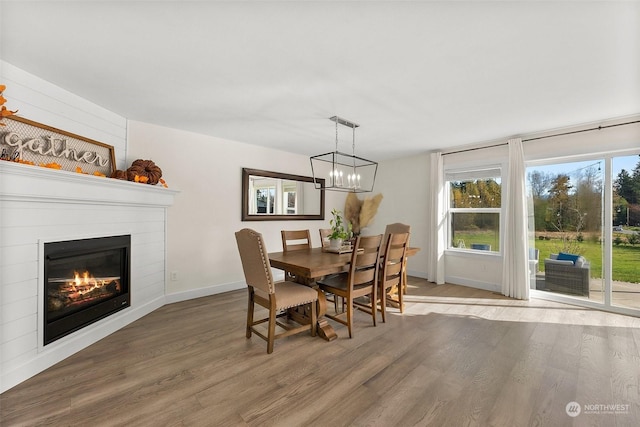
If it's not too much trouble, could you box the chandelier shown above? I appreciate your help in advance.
[310,116,378,193]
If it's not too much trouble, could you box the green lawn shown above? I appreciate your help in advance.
[454,231,640,283]
[535,238,640,283]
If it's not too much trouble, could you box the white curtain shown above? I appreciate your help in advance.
[426,152,445,284]
[501,139,530,299]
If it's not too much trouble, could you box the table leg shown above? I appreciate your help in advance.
[314,288,337,341]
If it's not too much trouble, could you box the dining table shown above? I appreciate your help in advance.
[268,246,420,341]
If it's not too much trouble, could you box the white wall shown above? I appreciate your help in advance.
[127,121,434,300]
[126,121,348,301]
[368,153,430,279]
[126,120,438,302]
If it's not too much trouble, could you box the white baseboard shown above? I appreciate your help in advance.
[406,269,428,280]
[445,275,501,293]
[164,281,245,304]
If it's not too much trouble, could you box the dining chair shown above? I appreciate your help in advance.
[382,223,411,251]
[235,228,318,354]
[317,234,383,338]
[382,223,411,293]
[379,232,410,322]
[281,229,312,281]
[281,229,312,252]
[319,228,332,248]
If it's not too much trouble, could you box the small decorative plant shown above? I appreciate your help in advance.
[329,208,350,241]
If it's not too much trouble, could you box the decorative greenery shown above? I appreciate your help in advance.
[329,208,350,241]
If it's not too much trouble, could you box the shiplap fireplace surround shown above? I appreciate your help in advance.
[0,160,178,393]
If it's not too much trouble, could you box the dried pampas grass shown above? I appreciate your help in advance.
[360,193,383,229]
[344,192,383,234]
[344,193,363,233]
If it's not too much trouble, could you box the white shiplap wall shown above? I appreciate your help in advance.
[0,62,176,393]
[1,60,128,170]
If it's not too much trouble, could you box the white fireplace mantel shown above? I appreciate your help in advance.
[0,160,179,206]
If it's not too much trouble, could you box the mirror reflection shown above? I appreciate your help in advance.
[242,168,325,221]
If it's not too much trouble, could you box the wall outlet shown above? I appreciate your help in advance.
[170,271,178,281]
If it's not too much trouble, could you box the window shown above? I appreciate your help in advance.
[255,187,275,214]
[447,168,502,252]
[251,178,291,215]
[282,182,297,214]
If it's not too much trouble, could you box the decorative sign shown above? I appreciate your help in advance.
[0,116,116,176]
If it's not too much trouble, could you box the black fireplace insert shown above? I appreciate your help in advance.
[44,235,131,345]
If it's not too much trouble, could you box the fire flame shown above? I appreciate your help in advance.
[66,271,109,297]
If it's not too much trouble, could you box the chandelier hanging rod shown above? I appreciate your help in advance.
[329,116,359,129]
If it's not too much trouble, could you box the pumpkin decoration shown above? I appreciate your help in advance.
[111,169,128,180]
[125,159,162,185]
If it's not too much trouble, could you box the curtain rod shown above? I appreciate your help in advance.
[442,119,640,156]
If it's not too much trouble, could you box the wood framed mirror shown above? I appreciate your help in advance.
[242,168,325,221]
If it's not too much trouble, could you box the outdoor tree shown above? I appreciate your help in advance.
[528,170,554,198]
[546,174,572,231]
[574,165,602,231]
[613,158,640,225]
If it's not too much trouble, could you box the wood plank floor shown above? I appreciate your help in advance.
[2,277,639,426]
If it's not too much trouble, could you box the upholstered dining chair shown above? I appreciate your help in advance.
[317,234,382,338]
[235,228,318,354]
[379,232,410,322]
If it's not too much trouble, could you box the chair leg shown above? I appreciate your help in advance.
[380,284,387,323]
[402,262,408,302]
[246,288,254,338]
[346,296,354,338]
[267,305,277,354]
[371,286,377,327]
[398,281,404,314]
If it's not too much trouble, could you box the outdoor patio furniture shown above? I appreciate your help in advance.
[543,253,590,296]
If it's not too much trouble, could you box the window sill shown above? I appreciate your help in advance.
[445,248,502,257]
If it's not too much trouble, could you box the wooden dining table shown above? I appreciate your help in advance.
[268,246,420,341]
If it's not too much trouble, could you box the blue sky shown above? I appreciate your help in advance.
[527,154,640,181]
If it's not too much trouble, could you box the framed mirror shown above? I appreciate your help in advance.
[242,168,325,221]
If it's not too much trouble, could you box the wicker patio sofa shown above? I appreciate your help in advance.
[543,253,590,296]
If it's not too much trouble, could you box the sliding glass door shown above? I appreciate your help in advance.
[526,154,640,314]
[527,160,604,302]
[611,155,640,310]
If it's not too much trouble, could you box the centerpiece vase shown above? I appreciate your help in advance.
[329,238,343,250]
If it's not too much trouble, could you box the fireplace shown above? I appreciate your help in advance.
[44,235,131,345]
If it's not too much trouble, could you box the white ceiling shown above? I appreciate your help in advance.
[1,1,639,160]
